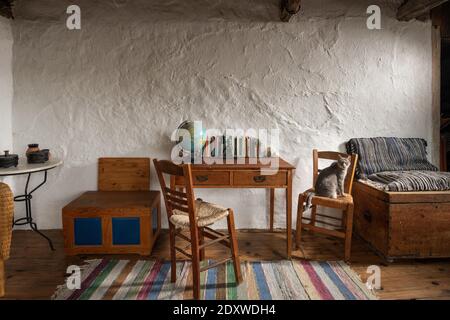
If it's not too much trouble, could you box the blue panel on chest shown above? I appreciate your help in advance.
[112,217,141,245]
[74,218,102,246]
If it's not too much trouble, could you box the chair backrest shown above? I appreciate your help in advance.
[98,158,150,191]
[153,159,197,227]
[312,150,358,194]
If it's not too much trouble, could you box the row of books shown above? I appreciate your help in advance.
[202,136,277,159]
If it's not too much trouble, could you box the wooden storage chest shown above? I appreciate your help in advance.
[353,181,450,260]
[63,191,161,255]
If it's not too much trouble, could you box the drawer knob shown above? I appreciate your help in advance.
[196,175,209,182]
[253,176,266,183]
[363,210,372,223]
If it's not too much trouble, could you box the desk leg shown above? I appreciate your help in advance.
[286,170,293,258]
[269,188,274,232]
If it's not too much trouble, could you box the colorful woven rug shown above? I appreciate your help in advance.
[53,259,377,300]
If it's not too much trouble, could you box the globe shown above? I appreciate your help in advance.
[176,120,206,156]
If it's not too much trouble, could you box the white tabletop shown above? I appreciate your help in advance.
[0,158,63,176]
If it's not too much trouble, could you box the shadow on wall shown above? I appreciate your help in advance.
[13,0,282,23]
[12,0,403,25]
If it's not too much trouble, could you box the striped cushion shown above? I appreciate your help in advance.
[346,137,437,178]
[368,170,450,192]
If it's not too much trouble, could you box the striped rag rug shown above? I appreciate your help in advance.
[52,259,377,300]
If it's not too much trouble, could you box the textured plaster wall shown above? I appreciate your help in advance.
[11,0,435,229]
[0,16,13,187]
[0,16,13,153]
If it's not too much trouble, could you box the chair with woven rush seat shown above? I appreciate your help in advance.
[153,159,242,300]
[295,150,358,262]
[0,183,14,297]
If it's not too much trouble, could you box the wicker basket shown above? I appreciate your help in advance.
[0,183,14,260]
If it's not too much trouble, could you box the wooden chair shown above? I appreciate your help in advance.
[0,183,14,297]
[295,150,358,261]
[153,159,242,300]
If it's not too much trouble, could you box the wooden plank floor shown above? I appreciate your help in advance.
[2,229,450,300]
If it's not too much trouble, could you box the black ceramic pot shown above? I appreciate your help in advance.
[27,149,50,164]
[0,150,19,168]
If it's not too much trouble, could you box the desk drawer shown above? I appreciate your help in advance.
[233,171,287,187]
[192,171,230,186]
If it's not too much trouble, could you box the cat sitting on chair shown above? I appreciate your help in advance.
[305,155,351,209]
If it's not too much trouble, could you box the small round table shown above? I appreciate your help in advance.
[0,158,63,250]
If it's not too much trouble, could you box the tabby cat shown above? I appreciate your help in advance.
[305,155,351,209]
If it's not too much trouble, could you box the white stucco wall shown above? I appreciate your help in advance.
[11,0,434,229]
[0,16,13,187]
[0,16,12,153]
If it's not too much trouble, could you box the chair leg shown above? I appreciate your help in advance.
[199,227,205,261]
[341,210,347,228]
[0,260,5,298]
[192,256,201,300]
[190,222,201,300]
[169,225,177,283]
[344,204,354,262]
[227,210,243,284]
[295,193,306,248]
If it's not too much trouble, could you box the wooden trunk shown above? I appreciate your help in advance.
[353,181,450,260]
[62,191,161,256]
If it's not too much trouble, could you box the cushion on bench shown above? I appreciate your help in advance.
[346,137,437,178]
[367,170,450,192]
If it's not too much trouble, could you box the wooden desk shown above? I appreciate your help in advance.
[171,158,295,258]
